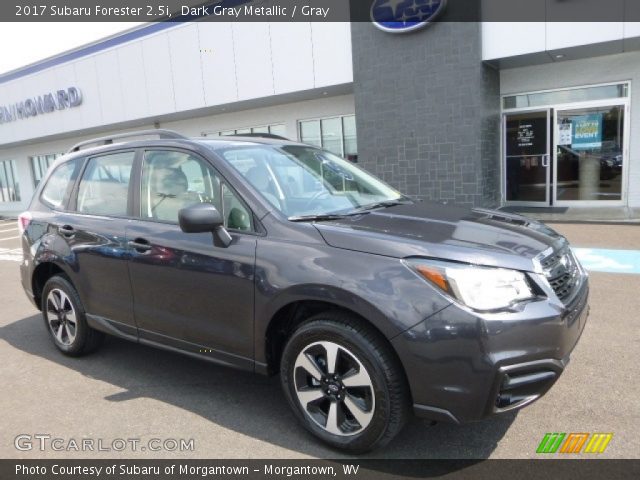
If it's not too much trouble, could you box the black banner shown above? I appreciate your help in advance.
[2,459,640,480]
[4,0,640,22]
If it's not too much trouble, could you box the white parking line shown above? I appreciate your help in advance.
[0,227,18,233]
[0,236,19,241]
[0,246,21,262]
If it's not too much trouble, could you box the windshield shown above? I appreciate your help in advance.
[212,144,405,218]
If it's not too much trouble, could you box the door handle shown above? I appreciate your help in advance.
[541,155,550,168]
[59,225,75,237]
[128,238,152,253]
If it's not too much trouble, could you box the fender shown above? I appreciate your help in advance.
[30,232,79,304]
[257,282,397,337]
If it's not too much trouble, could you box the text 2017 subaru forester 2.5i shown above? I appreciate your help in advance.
[19,130,588,453]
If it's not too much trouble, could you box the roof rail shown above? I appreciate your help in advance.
[67,129,187,153]
[225,132,289,141]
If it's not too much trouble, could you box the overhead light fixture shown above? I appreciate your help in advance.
[555,54,565,59]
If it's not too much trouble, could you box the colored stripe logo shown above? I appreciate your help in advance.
[584,433,613,453]
[537,433,612,454]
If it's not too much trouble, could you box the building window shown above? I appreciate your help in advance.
[0,160,20,202]
[298,115,357,158]
[503,83,628,109]
[30,153,62,187]
[204,124,286,138]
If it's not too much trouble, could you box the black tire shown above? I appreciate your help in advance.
[41,275,104,356]
[280,311,410,453]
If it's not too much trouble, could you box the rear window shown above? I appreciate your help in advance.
[76,151,135,217]
[40,159,80,209]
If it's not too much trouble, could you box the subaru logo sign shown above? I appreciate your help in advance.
[371,0,447,33]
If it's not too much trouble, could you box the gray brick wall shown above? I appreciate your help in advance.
[351,22,501,208]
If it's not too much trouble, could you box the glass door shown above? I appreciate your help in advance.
[554,102,626,205]
[504,110,551,206]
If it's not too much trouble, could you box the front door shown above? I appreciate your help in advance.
[126,149,257,370]
[504,110,551,206]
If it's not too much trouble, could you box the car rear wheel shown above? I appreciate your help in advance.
[280,311,410,453]
[41,275,104,356]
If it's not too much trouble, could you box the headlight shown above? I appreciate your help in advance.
[404,258,537,311]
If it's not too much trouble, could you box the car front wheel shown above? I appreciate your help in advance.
[280,312,410,453]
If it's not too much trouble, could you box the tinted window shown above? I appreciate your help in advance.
[76,152,135,216]
[140,150,252,231]
[41,159,79,208]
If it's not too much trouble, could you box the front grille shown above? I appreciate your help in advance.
[540,251,562,270]
[542,248,581,302]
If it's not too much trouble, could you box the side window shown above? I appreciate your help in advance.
[140,150,253,232]
[222,184,252,232]
[40,159,80,209]
[76,152,135,216]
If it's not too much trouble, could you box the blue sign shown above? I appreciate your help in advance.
[371,0,447,33]
[571,113,603,150]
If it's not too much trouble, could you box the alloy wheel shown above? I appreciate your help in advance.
[46,288,77,346]
[293,341,375,436]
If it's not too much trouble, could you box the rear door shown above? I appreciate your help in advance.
[125,148,257,369]
[61,150,138,338]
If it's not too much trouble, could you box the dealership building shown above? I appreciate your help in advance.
[1,18,640,217]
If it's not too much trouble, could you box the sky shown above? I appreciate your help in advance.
[0,23,144,75]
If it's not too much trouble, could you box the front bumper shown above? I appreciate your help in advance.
[392,276,589,424]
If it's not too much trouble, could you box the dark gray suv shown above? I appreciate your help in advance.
[19,130,589,453]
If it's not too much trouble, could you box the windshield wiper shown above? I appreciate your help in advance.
[288,213,355,222]
[288,198,412,222]
[352,199,413,213]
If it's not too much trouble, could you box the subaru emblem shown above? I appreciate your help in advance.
[371,0,448,33]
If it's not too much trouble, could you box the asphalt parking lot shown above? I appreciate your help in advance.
[0,219,21,263]
[0,220,638,459]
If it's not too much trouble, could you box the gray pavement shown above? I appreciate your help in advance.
[0,223,638,459]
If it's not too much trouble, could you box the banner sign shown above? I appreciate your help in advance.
[571,113,603,150]
[2,459,640,480]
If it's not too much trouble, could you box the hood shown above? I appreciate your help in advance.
[313,202,567,272]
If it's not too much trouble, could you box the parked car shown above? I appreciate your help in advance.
[557,144,623,181]
[19,130,589,453]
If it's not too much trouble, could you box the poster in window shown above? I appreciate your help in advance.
[558,122,572,146]
[506,115,547,156]
[571,113,603,150]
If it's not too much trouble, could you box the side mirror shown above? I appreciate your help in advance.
[178,203,232,247]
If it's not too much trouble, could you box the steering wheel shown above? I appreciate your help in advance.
[302,188,331,210]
